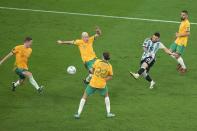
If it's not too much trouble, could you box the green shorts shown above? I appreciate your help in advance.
[85,85,108,96]
[15,68,28,80]
[84,58,97,70]
[170,43,185,55]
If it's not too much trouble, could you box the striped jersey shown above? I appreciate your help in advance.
[141,38,165,60]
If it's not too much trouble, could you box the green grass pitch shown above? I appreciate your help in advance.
[0,0,197,130]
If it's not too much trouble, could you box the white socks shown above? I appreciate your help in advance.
[29,76,40,90]
[177,57,186,69]
[78,98,86,115]
[85,74,92,82]
[105,97,110,114]
[171,55,186,69]
[14,80,20,87]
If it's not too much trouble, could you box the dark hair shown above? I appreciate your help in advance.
[103,52,110,60]
[24,37,33,42]
[182,10,188,15]
[154,32,160,38]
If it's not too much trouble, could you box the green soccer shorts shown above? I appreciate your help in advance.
[15,68,28,80]
[85,85,108,96]
[84,58,97,70]
[170,43,185,55]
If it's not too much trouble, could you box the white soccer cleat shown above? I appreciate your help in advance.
[149,81,155,89]
[74,114,80,119]
[129,72,140,79]
[107,113,115,118]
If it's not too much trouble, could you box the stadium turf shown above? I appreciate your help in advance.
[0,0,197,130]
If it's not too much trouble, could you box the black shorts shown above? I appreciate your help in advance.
[140,57,155,72]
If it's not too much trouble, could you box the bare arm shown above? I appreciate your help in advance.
[0,52,13,65]
[56,40,75,45]
[94,26,102,39]
[105,75,112,81]
[176,32,190,37]
[163,47,176,56]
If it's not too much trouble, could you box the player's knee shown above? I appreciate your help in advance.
[105,93,109,97]
[82,92,88,99]
[26,72,32,77]
[175,54,181,59]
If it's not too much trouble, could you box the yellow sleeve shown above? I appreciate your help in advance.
[74,39,81,46]
[89,36,95,44]
[108,65,113,76]
[185,22,190,32]
[12,46,19,54]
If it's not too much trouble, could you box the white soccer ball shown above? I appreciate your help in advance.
[67,66,77,75]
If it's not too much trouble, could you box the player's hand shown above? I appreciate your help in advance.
[175,32,180,38]
[57,40,63,44]
[95,26,102,35]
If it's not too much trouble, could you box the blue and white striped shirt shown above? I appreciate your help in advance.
[141,38,165,60]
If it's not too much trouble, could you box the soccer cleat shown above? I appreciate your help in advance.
[176,64,182,71]
[129,72,140,79]
[149,81,155,89]
[107,113,115,118]
[74,114,80,119]
[37,86,43,93]
[11,82,16,91]
[179,68,187,74]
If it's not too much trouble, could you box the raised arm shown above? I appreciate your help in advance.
[0,52,13,66]
[94,26,102,39]
[56,40,75,45]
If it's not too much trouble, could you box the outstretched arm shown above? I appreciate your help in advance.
[94,26,102,39]
[56,40,75,45]
[163,47,177,56]
[0,52,13,65]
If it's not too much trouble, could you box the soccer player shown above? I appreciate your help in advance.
[130,32,177,89]
[74,52,115,119]
[0,37,43,93]
[169,10,190,73]
[57,27,101,84]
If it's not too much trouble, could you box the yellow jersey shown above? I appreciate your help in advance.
[74,36,97,63]
[175,19,190,47]
[89,59,113,88]
[12,45,32,70]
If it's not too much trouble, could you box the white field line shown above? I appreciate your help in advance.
[0,6,197,25]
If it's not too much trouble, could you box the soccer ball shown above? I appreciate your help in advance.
[67,66,77,75]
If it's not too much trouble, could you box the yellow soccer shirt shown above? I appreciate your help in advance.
[74,36,97,63]
[12,45,32,70]
[175,19,190,47]
[89,59,113,88]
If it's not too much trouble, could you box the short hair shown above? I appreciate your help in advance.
[103,52,110,60]
[24,37,33,42]
[182,10,188,15]
[154,32,160,38]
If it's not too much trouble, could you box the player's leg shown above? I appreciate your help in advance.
[12,68,26,91]
[130,58,150,79]
[74,85,96,119]
[142,70,155,89]
[22,71,43,93]
[170,43,186,72]
[176,46,186,72]
[84,59,96,84]
[100,86,115,118]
